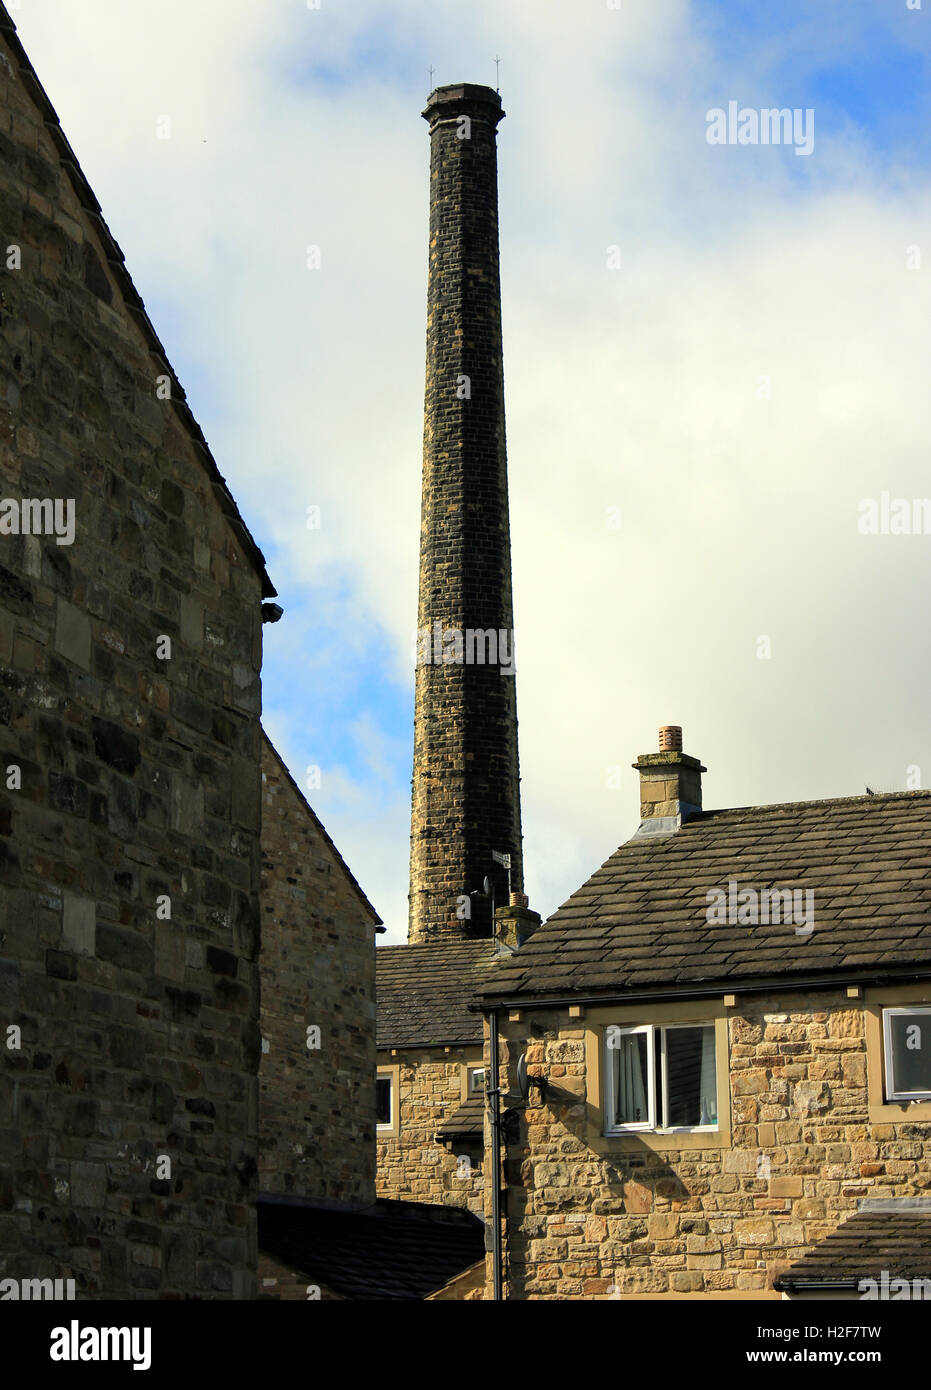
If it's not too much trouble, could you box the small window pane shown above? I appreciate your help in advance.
[469,1068,485,1096]
[375,1077,392,1126]
[665,1026,717,1128]
[613,1031,650,1125]
[887,1011,931,1098]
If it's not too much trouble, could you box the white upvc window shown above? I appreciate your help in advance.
[467,1066,486,1098]
[605,1025,655,1130]
[604,1022,718,1134]
[882,1007,931,1102]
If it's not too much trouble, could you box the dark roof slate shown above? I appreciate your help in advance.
[435,1093,484,1140]
[377,940,496,1048]
[479,792,931,1004]
[257,1195,485,1300]
[773,1208,931,1290]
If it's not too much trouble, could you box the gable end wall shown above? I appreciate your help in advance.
[0,30,264,1297]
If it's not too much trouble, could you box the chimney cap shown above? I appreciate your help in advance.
[659,725,683,752]
[423,83,505,123]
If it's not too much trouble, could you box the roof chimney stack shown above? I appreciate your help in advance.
[631,727,706,838]
[495,893,541,953]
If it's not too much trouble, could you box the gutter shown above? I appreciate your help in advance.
[488,1009,504,1302]
[773,1277,860,1295]
[470,963,931,1016]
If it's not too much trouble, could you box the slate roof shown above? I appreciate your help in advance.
[257,1194,486,1300]
[435,1093,484,1140]
[478,792,931,1004]
[377,940,496,1048]
[773,1207,931,1291]
[0,3,275,599]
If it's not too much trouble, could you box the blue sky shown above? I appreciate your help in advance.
[13,0,931,940]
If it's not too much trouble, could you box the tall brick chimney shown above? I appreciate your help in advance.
[408,83,524,943]
[632,726,706,837]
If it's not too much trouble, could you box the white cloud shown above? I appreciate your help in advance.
[14,0,931,935]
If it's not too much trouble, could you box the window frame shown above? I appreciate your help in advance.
[882,1005,931,1103]
[467,1065,486,1098]
[585,1003,731,1153]
[604,1020,718,1137]
[604,1023,655,1132]
[375,1063,399,1137]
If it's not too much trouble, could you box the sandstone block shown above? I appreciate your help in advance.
[829,1010,863,1039]
[624,1181,652,1213]
[55,597,90,669]
[180,595,202,648]
[62,894,95,956]
[770,1177,803,1197]
[734,1069,769,1095]
[734,1217,774,1246]
[70,1161,107,1207]
[793,1081,831,1115]
[842,1053,866,1087]
[686,1252,722,1270]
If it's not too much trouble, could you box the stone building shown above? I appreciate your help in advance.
[476,728,931,1300]
[0,4,385,1300]
[376,941,493,1217]
[258,733,381,1209]
[253,737,488,1302]
[0,4,275,1296]
[256,733,388,1299]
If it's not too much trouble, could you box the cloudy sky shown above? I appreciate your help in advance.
[11,0,931,941]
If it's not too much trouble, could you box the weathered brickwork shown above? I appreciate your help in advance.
[410,84,523,943]
[259,736,378,1206]
[377,1049,484,1214]
[490,990,931,1299]
[0,17,267,1296]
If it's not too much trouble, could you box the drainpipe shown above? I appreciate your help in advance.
[488,1007,504,1301]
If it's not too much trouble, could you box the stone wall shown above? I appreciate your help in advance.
[491,989,931,1299]
[377,1049,484,1214]
[259,736,377,1206]
[0,17,265,1297]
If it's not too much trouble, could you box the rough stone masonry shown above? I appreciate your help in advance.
[0,8,270,1297]
[409,84,524,944]
[258,733,379,1210]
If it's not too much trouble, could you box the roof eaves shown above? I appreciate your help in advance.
[376,1018,486,1048]
[475,961,931,1011]
[772,1274,859,1293]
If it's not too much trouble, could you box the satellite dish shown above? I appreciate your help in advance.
[516,1052,530,1102]
[509,1053,547,1105]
